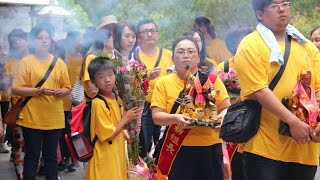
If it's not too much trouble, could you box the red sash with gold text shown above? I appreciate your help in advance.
[157,124,190,175]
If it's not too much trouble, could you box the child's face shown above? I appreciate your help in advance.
[93,69,116,94]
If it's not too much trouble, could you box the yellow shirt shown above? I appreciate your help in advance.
[206,38,232,65]
[234,31,320,166]
[151,73,229,146]
[63,54,83,111]
[82,54,97,98]
[85,95,126,180]
[138,48,173,102]
[12,54,71,130]
[1,58,21,101]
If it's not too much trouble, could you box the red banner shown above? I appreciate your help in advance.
[157,124,190,175]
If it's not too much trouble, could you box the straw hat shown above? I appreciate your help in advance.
[97,15,118,30]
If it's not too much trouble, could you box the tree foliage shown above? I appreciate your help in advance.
[59,0,320,47]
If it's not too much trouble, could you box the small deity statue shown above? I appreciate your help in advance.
[288,70,318,129]
[182,64,220,125]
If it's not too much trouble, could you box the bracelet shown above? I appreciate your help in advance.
[35,87,41,96]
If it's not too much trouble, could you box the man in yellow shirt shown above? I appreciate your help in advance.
[194,16,232,65]
[234,0,320,179]
[135,19,173,157]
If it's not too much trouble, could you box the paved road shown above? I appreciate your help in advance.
[1,148,320,180]
[0,149,85,180]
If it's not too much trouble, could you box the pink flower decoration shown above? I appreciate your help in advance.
[131,96,137,100]
[219,72,228,80]
[128,59,137,66]
[119,66,129,73]
[126,65,132,71]
[228,68,236,78]
[235,82,241,89]
[230,82,238,89]
[124,84,131,89]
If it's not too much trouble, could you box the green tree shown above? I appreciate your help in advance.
[59,0,92,31]
[290,0,320,37]
[62,0,320,46]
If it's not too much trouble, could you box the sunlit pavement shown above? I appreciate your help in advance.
[1,148,320,180]
[0,149,85,180]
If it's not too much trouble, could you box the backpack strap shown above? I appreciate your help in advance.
[95,95,109,109]
[223,60,229,73]
[93,94,121,145]
[91,95,112,146]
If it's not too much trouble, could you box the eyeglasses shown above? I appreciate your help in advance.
[139,28,157,34]
[175,49,197,57]
[267,1,291,10]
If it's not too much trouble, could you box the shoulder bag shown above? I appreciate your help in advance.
[219,35,291,143]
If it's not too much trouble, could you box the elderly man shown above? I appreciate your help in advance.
[234,0,320,179]
[135,19,173,157]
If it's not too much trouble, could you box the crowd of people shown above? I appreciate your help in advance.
[0,0,320,180]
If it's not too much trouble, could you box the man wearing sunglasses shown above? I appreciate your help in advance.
[234,0,320,179]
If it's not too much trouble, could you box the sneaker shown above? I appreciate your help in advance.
[58,163,67,171]
[67,163,77,172]
[0,143,9,153]
[58,175,62,180]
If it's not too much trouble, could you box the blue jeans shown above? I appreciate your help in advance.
[243,152,317,180]
[141,102,161,153]
[22,127,61,180]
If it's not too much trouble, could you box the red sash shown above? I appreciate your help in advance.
[157,124,190,175]
[226,142,238,160]
[157,74,217,176]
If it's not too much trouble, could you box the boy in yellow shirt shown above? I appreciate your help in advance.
[84,57,141,180]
